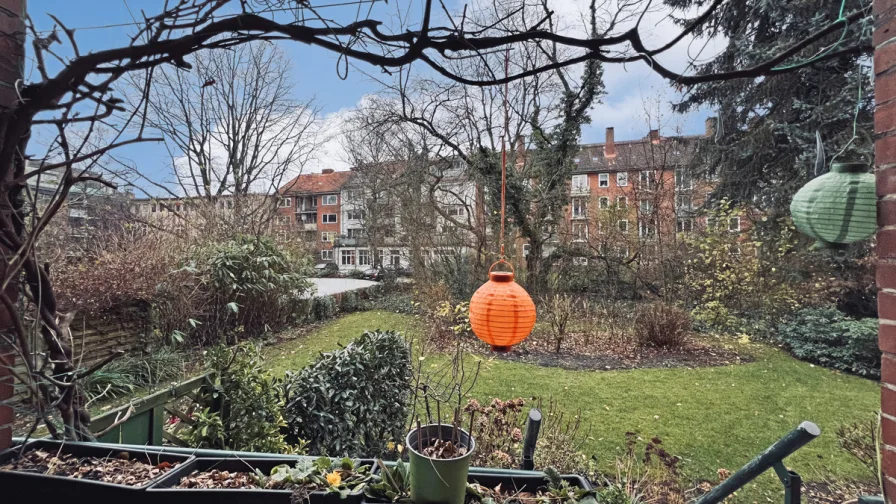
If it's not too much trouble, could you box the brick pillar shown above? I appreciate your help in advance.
[0,0,25,451]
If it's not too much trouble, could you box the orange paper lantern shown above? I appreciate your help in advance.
[469,261,536,352]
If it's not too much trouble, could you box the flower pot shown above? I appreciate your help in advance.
[0,439,191,504]
[406,424,475,504]
[148,456,373,504]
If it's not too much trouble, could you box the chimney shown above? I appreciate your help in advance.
[604,127,616,159]
[705,117,717,137]
[322,168,335,174]
[649,129,660,144]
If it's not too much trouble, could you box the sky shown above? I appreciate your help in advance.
[26,0,719,195]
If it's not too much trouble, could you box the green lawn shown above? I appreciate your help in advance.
[265,310,880,502]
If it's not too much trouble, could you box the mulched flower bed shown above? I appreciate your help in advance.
[1,448,177,487]
[803,479,880,504]
[176,469,260,489]
[492,331,748,371]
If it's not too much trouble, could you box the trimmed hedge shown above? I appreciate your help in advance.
[282,330,412,456]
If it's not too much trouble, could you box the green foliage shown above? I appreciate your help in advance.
[365,460,411,503]
[668,0,872,210]
[346,269,366,279]
[283,330,412,457]
[259,457,374,499]
[311,296,338,322]
[182,407,226,449]
[364,293,417,314]
[341,291,361,313]
[187,342,302,453]
[777,307,880,378]
[82,346,185,401]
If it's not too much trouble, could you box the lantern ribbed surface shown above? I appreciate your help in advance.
[790,162,877,246]
[469,270,536,352]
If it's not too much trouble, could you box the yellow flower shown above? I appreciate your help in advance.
[387,441,395,451]
[396,444,404,453]
[326,472,342,487]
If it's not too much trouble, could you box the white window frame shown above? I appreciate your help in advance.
[599,197,609,209]
[321,194,338,206]
[640,170,656,191]
[358,249,371,267]
[572,222,588,242]
[616,196,627,209]
[390,249,401,267]
[572,198,587,219]
[321,232,334,242]
[677,218,694,233]
[598,172,609,188]
[523,244,531,257]
[616,172,628,187]
[347,209,365,220]
[676,194,693,210]
[571,174,589,194]
[639,199,653,213]
[279,197,292,208]
[572,257,589,266]
[322,213,337,224]
[341,250,355,266]
[618,220,629,233]
[728,216,741,232]
[377,249,387,267]
[639,218,656,238]
[320,249,334,261]
[346,228,362,239]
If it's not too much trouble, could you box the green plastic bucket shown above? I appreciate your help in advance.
[406,424,475,504]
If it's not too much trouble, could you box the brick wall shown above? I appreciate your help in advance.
[878,0,896,500]
[0,0,25,452]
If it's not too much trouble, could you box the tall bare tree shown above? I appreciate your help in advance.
[0,0,871,440]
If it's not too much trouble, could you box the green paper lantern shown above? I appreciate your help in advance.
[790,162,877,246]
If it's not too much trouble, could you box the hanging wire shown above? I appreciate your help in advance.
[829,15,871,167]
[499,47,509,260]
[772,0,851,71]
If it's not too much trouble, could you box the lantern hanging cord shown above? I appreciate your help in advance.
[499,47,510,260]
[830,13,870,167]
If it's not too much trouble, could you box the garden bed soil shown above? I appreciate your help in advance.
[494,337,748,371]
[1,447,178,486]
[803,479,880,503]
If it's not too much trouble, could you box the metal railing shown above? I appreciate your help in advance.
[695,421,820,504]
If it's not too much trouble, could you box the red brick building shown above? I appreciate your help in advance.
[278,168,352,264]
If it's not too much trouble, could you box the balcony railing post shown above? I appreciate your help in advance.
[695,422,819,504]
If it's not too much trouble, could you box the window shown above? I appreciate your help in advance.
[599,197,609,209]
[358,249,371,266]
[728,216,741,232]
[341,250,355,266]
[676,194,693,210]
[345,189,361,201]
[572,198,587,219]
[347,228,362,239]
[390,249,401,267]
[573,257,589,266]
[639,171,656,190]
[321,249,334,261]
[151,203,157,213]
[322,213,337,224]
[378,249,387,267]
[571,174,589,194]
[639,199,653,213]
[675,169,693,190]
[446,205,464,217]
[347,209,365,220]
[616,196,628,209]
[598,172,609,188]
[174,203,181,213]
[321,231,335,242]
[617,172,628,187]
[639,218,656,238]
[572,222,588,241]
[321,194,338,205]
[279,197,292,208]
[677,218,694,233]
[618,220,629,233]
[278,216,290,226]
[523,244,530,257]
[573,157,581,164]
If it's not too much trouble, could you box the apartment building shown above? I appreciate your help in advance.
[278,161,482,270]
[558,120,733,262]
[277,168,351,264]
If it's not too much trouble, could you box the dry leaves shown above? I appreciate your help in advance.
[1,449,177,487]
[176,469,259,489]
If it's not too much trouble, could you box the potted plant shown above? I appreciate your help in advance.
[147,455,374,504]
[0,439,190,504]
[405,422,475,504]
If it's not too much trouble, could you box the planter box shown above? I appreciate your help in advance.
[466,471,592,493]
[148,457,375,504]
[364,466,591,504]
[0,439,191,504]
